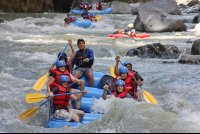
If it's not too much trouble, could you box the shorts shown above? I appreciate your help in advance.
[75,67,93,78]
[53,109,80,122]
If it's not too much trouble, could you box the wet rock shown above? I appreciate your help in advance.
[187,37,200,43]
[0,17,4,23]
[187,0,199,7]
[191,39,200,55]
[178,54,200,64]
[193,13,200,23]
[125,43,181,59]
[104,1,134,14]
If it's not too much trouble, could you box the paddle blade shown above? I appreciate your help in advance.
[26,93,47,103]
[142,88,158,105]
[110,66,116,78]
[33,72,48,91]
[18,106,40,121]
[95,17,101,20]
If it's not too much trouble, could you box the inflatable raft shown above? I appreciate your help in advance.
[70,8,112,14]
[63,19,96,28]
[108,33,150,38]
[46,72,114,128]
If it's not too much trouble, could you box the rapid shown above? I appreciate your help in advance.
[0,4,200,133]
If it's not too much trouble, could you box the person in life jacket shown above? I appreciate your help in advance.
[81,8,89,19]
[114,56,143,89]
[49,40,76,74]
[84,2,89,10]
[47,60,85,109]
[47,75,87,122]
[79,2,84,10]
[64,14,72,26]
[71,0,77,9]
[102,80,133,100]
[109,66,142,102]
[90,14,97,22]
[123,23,136,37]
[96,1,103,10]
[89,2,92,9]
[71,38,94,87]
[86,14,92,20]
[72,16,77,21]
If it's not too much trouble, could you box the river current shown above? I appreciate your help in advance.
[0,4,200,133]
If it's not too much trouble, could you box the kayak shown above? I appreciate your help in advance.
[108,33,150,38]
[70,8,112,14]
[62,19,96,28]
[46,72,114,128]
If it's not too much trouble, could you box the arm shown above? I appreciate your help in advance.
[68,40,76,62]
[70,90,87,101]
[134,73,142,86]
[47,76,55,93]
[135,91,142,102]
[114,56,120,75]
[102,85,111,100]
[71,52,77,68]
[83,49,94,63]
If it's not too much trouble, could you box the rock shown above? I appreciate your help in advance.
[187,37,200,43]
[187,0,199,7]
[134,11,187,32]
[131,7,138,15]
[0,17,4,23]
[195,23,200,37]
[104,1,134,14]
[125,43,181,59]
[191,39,200,55]
[178,54,200,64]
[193,13,200,23]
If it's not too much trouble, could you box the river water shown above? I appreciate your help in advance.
[0,4,200,132]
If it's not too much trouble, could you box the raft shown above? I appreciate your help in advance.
[108,33,150,38]
[63,19,96,28]
[70,8,112,14]
[46,72,114,128]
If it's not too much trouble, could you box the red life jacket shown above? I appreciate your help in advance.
[71,17,74,23]
[124,73,137,98]
[82,4,85,9]
[49,69,72,84]
[96,3,102,10]
[89,5,92,9]
[50,83,70,109]
[113,90,127,99]
[79,5,83,9]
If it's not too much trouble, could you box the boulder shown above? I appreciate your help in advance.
[125,43,181,59]
[134,11,187,32]
[191,39,200,55]
[195,23,200,37]
[0,17,4,23]
[104,1,134,14]
[193,13,200,23]
[187,0,199,7]
[178,54,200,64]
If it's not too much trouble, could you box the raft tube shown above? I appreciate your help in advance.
[71,19,96,28]
[108,33,150,38]
[70,8,112,14]
[46,71,113,128]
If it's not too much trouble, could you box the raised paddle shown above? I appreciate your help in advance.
[118,59,158,105]
[27,82,75,103]
[33,42,71,91]
[110,66,116,78]
[19,90,86,121]
[95,17,101,20]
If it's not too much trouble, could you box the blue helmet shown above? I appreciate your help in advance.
[73,16,77,19]
[123,61,132,67]
[59,75,70,85]
[92,14,95,16]
[99,1,101,4]
[56,61,66,70]
[119,66,129,75]
[81,2,84,5]
[73,0,75,2]
[58,52,67,60]
[85,2,88,4]
[115,80,125,90]
[88,14,91,16]
[67,14,71,17]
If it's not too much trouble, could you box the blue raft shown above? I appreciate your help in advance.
[70,8,112,14]
[46,72,114,128]
[69,19,96,28]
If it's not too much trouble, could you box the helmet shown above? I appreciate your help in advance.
[59,75,70,85]
[67,14,71,17]
[88,14,91,16]
[73,0,75,2]
[56,61,66,70]
[73,16,77,19]
[58,52,67,60]
[128,23,134,28]
[92,14,95,16]
[119,66,129,75]
[123,61,132,67]
[81,2,84,5]
[99,1,101,4]
[77,38,85,44]
[115,80,125,90]
[85,2,88,4]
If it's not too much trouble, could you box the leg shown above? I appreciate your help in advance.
[70,88,82,109]
[73,67,83,79]
[86,70,94,87]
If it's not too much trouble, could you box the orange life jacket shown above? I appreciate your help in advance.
[49,69,72,84]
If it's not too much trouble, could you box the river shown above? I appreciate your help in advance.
[0,4,200,133]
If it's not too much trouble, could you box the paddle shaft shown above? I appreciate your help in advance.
[72,62,84,71]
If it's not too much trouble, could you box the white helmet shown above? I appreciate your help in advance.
[128,23,134,28]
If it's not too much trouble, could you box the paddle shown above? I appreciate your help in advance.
[19,91,86,121]
[118,59,158,105]
[33,42,71,91]
[110,66,116,78]
[72,62,84,72]
[95,17,101,20]
[27,82,75,103]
